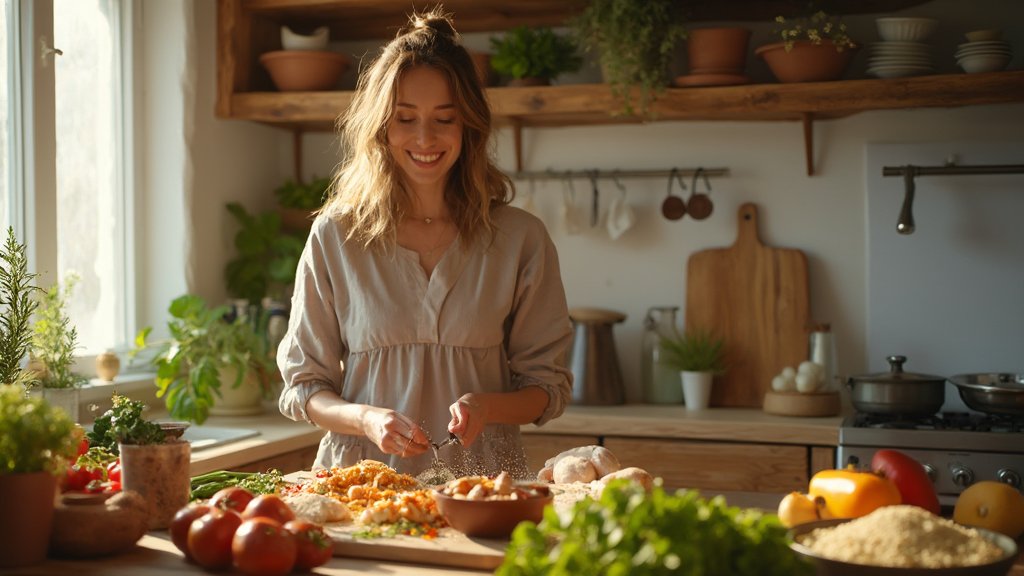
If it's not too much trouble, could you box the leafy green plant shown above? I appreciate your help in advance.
[134,294,274,425]
[274,176,330,210]
[224,202,306,303]
[499,480,811,575]
[489,26,583,81]
[0,384,78,474]
[0,227,38,386]
[572,0,686,116]
[660,328,726,374]
[86,393,166,454]
[773,10,856,52]
[31,274,88,389]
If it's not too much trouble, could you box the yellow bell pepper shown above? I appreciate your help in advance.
[808,466,902,519]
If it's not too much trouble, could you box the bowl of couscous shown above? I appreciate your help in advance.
[788,506,1018,575]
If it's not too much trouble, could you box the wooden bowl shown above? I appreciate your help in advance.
[763,390,840,417]
[259,50,350,92]
[432,485,552,539]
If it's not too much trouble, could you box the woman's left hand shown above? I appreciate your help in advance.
[448,394,488,447]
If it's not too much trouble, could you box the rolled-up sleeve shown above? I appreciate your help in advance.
[505,218,574,426]
[277,218,347,425]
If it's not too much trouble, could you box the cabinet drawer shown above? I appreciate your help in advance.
[603,437,808,493]
[521,433,600,477]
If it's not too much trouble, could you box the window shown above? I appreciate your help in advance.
[2,0,136,356]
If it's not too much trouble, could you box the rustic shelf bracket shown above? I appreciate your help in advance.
[292,129,304,185]
[511,119,524,173]
[802,112,815,177]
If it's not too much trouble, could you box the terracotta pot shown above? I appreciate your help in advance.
[0,471,58,568]
[259,50,350,91]
[506,77,551,87]
[687,27,752,74]
[119,441,191,530]
[755,40,857,83]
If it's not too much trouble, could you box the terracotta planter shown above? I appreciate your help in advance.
[259,50,350,91]
[119,441,191,530]
[686,27,752,74]
[0,471,58,568]
[756,40,857,83]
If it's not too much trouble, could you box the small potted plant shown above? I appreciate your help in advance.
[273,175,330,233]
[756,10,859,83]
[489,26,583,86]
[225,201,306,305]
[660,328,725,410]
[572,0,686,116]
[29,274,89,421]
[134,293,274,425]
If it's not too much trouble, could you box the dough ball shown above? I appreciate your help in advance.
[553,455,598,484]
[590,446,621,477]
[543,445,602,469]
[599,467,654,492]
[537,465,554,483]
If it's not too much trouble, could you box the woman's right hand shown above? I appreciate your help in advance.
[361,407,430,457]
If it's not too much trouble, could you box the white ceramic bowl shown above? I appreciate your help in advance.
[281,26,329,51]
[957,53,1011,73]
[875,17,939,42]
[965,29,1002,42]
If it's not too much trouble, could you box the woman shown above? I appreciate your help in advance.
[277,9,573,479]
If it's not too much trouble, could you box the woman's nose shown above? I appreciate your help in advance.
[415,122,435,145]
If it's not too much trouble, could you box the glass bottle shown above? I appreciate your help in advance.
[809,323,838,392]
[641,306,684,404]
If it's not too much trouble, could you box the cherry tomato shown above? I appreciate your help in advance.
[187,507,242,569]
[76,436,90,458]
[284,519,334,570]
[871,449,941,515]
[106,459,121,483]
[241,494,296,525]
[63,464,104,492]
[209,486,255,514]
[232,517,297,576]
[170,503,211,559]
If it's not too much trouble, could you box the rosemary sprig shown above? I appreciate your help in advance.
[0,227,39,385]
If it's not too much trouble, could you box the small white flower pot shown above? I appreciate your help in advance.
[681,371,714,411]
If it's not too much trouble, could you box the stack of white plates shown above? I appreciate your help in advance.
[955,40,1012,73]
[867,41,934,78]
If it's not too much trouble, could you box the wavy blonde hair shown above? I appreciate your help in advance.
[321,7,512,248]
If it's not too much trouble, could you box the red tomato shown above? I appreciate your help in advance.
[241,494,296,525]
[187,507,242,569]
[76,436,89,457]
[232,517,297,576]
[871,449,941,515]
[170,503,210,559]
[209,486,255,513]
[106,459,121,483]
[284,520,334,570]
[63,464,104,492]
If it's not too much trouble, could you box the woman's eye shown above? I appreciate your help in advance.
[436,118,456,125]
[396,117,415,124]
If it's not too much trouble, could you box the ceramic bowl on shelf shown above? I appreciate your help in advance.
[875,17,939,42]
[965,29,1002,42]
[260,50,350,91]
[957,52,1012,74]
[281,26,329,51]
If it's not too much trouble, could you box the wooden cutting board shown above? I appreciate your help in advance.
[685,202,810,408]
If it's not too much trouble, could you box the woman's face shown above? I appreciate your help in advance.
[387,65,463,196]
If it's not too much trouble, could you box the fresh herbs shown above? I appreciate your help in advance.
[0,227,39,386]
[353,518,439,540]
[489,26,582,81]
[87,394,166,454]
[31,274,88,389]
[660,328,726,374]
[189,469,286,500]
[0,384,78,474]
[774,11,856,52]
[499,480,811,576]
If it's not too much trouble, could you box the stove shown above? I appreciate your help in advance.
[837,412,1024,507]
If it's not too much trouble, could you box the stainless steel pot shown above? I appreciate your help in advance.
[845,355,946,416]
[948,373,1024,416]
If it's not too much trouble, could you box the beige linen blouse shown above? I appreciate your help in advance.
[277,205,573,479]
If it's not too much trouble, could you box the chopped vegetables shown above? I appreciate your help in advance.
[189,469,285,501]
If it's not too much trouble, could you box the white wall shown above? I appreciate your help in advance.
[183,0,1024,403]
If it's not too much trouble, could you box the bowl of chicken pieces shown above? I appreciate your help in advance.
[432,472,552,539]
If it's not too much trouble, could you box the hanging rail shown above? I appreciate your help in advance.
[882,163,1024,235]
[511,167,729,181]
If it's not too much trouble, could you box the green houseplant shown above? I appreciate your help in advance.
[28,275,89,421]
[660,328,725,411]
[134,293,274,425]
[0,227,39,387]
[225,202,306,305]
[572,0,686,116]
[756,10,858,83]
[489,26,583,85]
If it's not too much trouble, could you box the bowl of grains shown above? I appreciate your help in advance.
[789,506,1018,575]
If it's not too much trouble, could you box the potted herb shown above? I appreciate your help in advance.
[225,201,306,305]
[572,0,686,116]
[490,26,583,86]
[755,10,858,83]
[29,274,89,421]
[660,328,725,411]
[0,227,79,568]
[134,294,274,425]
[274,175,330,232]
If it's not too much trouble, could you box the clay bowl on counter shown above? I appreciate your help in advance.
[432,484,552,539]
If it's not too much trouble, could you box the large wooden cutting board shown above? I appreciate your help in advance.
[685,203,810,408]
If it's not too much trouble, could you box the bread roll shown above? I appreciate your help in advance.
[553,455,598,484]
[599,467,654,491]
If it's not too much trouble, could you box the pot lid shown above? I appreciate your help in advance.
[850,355,945,384]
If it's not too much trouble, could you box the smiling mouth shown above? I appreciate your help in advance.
[409,151,442,164]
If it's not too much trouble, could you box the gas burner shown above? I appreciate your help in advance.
[851,413,946,430]
[851,411,1024,433]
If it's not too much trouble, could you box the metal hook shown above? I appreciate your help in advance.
[588,170,600,227]
[611,172,627,197]
[691,167,711,194]
[667,168,681,196]
[897,166,916,235]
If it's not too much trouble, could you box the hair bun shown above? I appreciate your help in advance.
[408,8,459,40]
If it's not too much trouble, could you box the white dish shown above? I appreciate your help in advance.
[957,53,1011,73]
[870,46,931,56]
[281,26,329,51]
[875,17,939,42]
[868,67,932,78]
[957,40,1011,50]
[965,29,1002,42]
[869,56,932,64]
[870,40,931,49]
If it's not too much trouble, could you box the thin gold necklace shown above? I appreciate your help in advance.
[423,220,451,258]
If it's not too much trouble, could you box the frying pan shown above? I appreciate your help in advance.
[947,373,1024,416]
